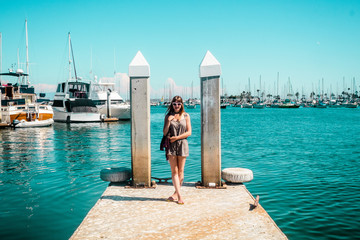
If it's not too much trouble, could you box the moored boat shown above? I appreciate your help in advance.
[52,33,101,123]
[343,102,358,108]
[278,103,300,108]
[186,103,196,109]
[232,101,242,107]
[252,102,265,109]
[53,80,101,123]
[313,101,327,108]
[0,71,54,127]
[89,80,130,120]
[278,99,300,108]
[185,99,196,109]
[241,102,253,108]
[0,20,54,128]
[328,100,342,108]
[13,118,54,128]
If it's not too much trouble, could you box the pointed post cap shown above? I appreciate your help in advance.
[129,51,150,77]
[199,51,221,78]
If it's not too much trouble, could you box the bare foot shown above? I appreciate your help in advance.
[166,196,177,202]
[177,199,185,205]
[169,192,177,200]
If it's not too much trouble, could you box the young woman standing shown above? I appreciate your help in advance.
[163,96,192,205]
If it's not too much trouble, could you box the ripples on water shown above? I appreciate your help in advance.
[0,107,359,239]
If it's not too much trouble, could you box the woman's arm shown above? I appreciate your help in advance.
[163,114,174,136]
[170,113,192,142]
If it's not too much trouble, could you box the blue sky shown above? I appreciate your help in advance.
[0,0,359,99]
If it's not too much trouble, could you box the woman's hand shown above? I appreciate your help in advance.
[169,136,178,143]
[168,115,175,121]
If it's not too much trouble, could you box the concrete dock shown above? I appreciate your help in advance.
[70,183,287,239]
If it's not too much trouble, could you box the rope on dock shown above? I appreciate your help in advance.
[151,177,172,183]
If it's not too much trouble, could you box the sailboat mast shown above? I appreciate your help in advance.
[277,72,279,97]
[25,19,29,84]
[322,78,324,100]
[191,80,193,99]
[113,48,116,75]
[0,32,2,82]
[90,47,93,80]
[68,33,71,81]
[221,77,224,96]
[168,83,171,101]
[259,75,262,99]
[70,35,78,81]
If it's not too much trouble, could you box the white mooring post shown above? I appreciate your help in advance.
[129,51,151,187]
[199,51,222,187]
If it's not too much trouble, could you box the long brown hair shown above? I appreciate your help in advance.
[166,95,185,115]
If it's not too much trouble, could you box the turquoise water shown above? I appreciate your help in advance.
[1,107,359,239]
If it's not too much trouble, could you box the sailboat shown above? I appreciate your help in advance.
[52,33,101,123]
[0,20,54,128]
[186,80,196,109]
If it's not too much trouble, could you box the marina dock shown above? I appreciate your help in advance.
[70,183,287,239]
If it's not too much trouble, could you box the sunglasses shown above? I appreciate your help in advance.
[172,102,182,106]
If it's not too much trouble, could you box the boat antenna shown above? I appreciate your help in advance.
[70,33,78,81]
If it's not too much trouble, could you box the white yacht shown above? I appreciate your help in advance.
[52,33,101,123]
[89,80,130,120]
[52,80,101,123]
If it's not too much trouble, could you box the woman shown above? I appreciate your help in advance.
[163,96,192,205]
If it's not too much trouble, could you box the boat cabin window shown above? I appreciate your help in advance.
[68,83,89,92]
[68,83,89,98]
[56,83,66,93]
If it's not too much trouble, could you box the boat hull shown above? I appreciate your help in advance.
[1,104,54,125]
[278,104,300,108]
[253,104,265,109]
[186,104,196,109]
[241,104,253,108]
[97,104,130,120]
[14,119,54,128]
[344,104,358,108]
[53,108,101,123]
[328,104,342,108]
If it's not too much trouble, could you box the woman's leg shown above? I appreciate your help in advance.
[168,155,182,201]
[176,156,186,204]
[177,156,186,186]
[168,156,187,200]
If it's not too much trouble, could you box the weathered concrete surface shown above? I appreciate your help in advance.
[71,183,287,240]
[129,51,151,187]
[201,76,221,187]
[200,51,222,187]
